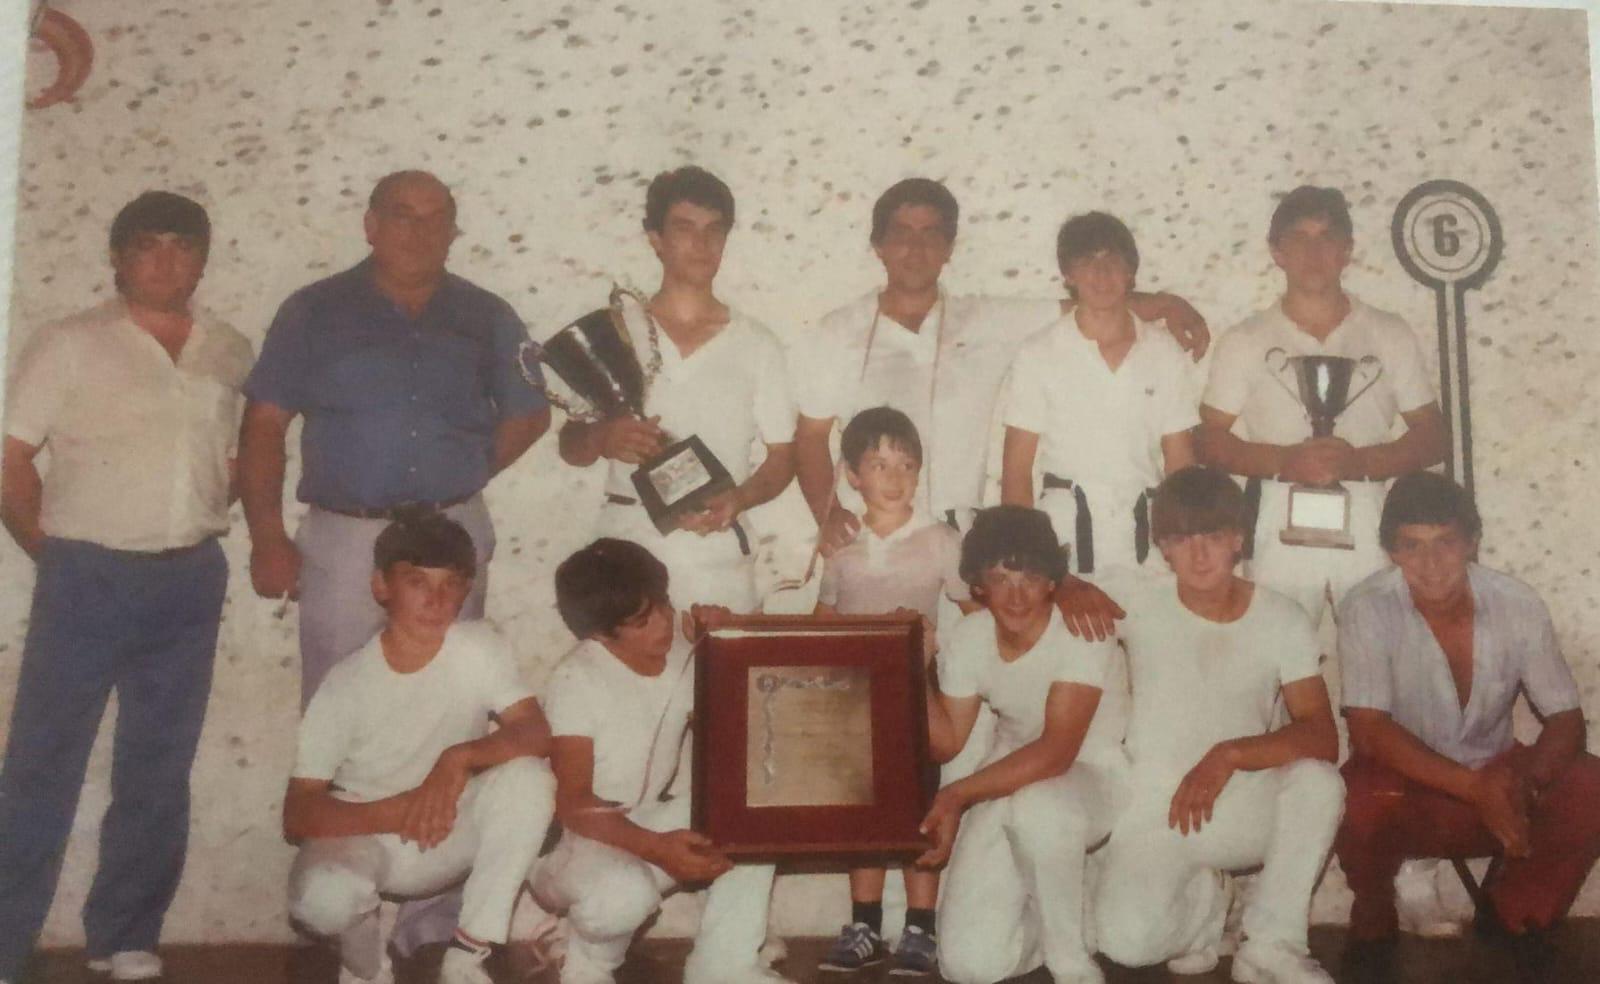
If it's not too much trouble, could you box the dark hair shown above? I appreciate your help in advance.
[109,191,211,255]
[643,166,735,233]
[1268,185,1353,245]
[1379,471,1482,552]
[1056,211,1140,285]
[959,506,1068,586]
[840,406,923,470]
[373,510,476,579]
[1151,466,1247,541]
[368,169,457,220]
[554,538,671,639]
[870,178,959,246]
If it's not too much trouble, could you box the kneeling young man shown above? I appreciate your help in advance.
[1336,472,1600,981]
[534,539,791,984]
[283,513,556,984]
[1094,467,1343,984]
[921,506,1127,984]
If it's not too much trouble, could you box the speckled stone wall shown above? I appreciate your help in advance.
[3,0,1597,948]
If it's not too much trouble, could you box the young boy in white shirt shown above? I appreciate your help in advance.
[283,512,556,984]
[1002,211,1197,576]
[1092,467,1344,984]
[920,506,1127,984]
[814,407,977,977]
[534,539,792,984]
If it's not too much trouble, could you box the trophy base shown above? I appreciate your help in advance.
[632,434,736,535]
[1278,483,1356,551]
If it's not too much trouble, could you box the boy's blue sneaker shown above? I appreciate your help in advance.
[889,925,938,977]
[818,922,885,972]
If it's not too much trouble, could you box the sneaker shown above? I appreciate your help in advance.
[1395,859,1461,938]
[818,922,886,972]
[438,944,493,984]
[1231,940,1334,984]
[888,925,937,977]
[339,909,384,981]
[1166,942,1220,975]
[86,951,163,981]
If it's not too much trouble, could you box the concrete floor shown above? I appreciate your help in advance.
[22,925,1600,984]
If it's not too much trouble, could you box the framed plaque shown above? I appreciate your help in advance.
[691,613,935,860]
[631,434,736,535]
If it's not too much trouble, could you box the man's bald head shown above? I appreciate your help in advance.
[368,170,457,223]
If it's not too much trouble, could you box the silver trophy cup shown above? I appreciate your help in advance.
[1265,349,1383,550]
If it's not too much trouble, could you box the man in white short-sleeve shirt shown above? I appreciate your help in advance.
[0,193,252,984]
[1197,185,1446,624]
[916,507,1126,984]
[558,167,795,614]
[1335,472,1600,981]
[534,539,791,984]
[284,514,555,984]
[795,179,1210,549]
[1094,467,1344,984]
[1002,211,1198,576]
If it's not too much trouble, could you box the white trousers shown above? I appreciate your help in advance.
[936,760,1122,984]
[1095,759,1344,967]
[1248,480,1386,624]
[295,496,495,706]
[287,758,555,946]
[596,501,756,613]
[532,795,775,980]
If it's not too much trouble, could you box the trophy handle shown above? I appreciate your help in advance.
[1344,355,1385,410]
[1262,347,1303,406]
[517,337,604,422]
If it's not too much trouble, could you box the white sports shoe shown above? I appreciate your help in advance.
[85,950,163,980]
[559,948,616,984]
[1230,940,1334,984]
[438,945,494,984]
[337,909,384,981]
[1166,942,1221,975]
[1396,858,1463,938]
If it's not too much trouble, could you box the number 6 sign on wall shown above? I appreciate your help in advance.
[1391,180,1503,498]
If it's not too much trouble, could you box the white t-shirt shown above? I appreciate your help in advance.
[1202,295,1436,448]
[795,291,1059,515]
[1101,571,1321,774]
[544,633,695,807]
[293,620,536,802]
[603,301,794,499]
[937,608,1126,767]
[817,515,970,624]
[4,299,254,550]
[1004,311,1199,515]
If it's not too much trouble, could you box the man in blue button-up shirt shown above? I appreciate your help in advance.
[239,169,549,701]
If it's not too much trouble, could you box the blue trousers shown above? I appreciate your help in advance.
[0,537,226,978]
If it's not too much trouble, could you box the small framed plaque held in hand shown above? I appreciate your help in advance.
[690,612,936,861]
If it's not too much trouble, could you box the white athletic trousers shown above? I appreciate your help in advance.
[1095,759,1344,967]
[533,795,775,980]
[295,496,495,707]
[287,758,555,946]
[595,501,757,614]
[936,758,1122,984]
[1248,479,1386,624]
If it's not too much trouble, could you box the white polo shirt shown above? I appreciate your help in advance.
[603,302,795,500]
[817,514,970,624]
[795,290,1059,516]
[1202,294,1435,448]
[1338,564,1581,768]
[1004,312,1198,514]
[4,299,253,551]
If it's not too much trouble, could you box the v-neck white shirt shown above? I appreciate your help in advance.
[1004,311,1198,508]
[1338,564,1581,768]
[603,301,795,499]
[795,290,1059,516]
[4,298,254,550]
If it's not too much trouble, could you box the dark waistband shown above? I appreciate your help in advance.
[45,535,221,561]
[313,493,475,521]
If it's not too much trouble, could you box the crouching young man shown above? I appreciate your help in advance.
[534,539,791,984]
[1093,467,1344,984]
[920,506,1127,984]
[1335,472,1600,982]
[283,513,556,984]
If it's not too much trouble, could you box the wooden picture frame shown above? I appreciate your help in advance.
[691,612,936,861]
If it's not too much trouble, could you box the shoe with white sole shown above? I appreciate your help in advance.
[438,943,494,984]
[1167,942,1221,975]
[1396,858,1462,938]
[86,951,163,981]
[1231,940,1334,984]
